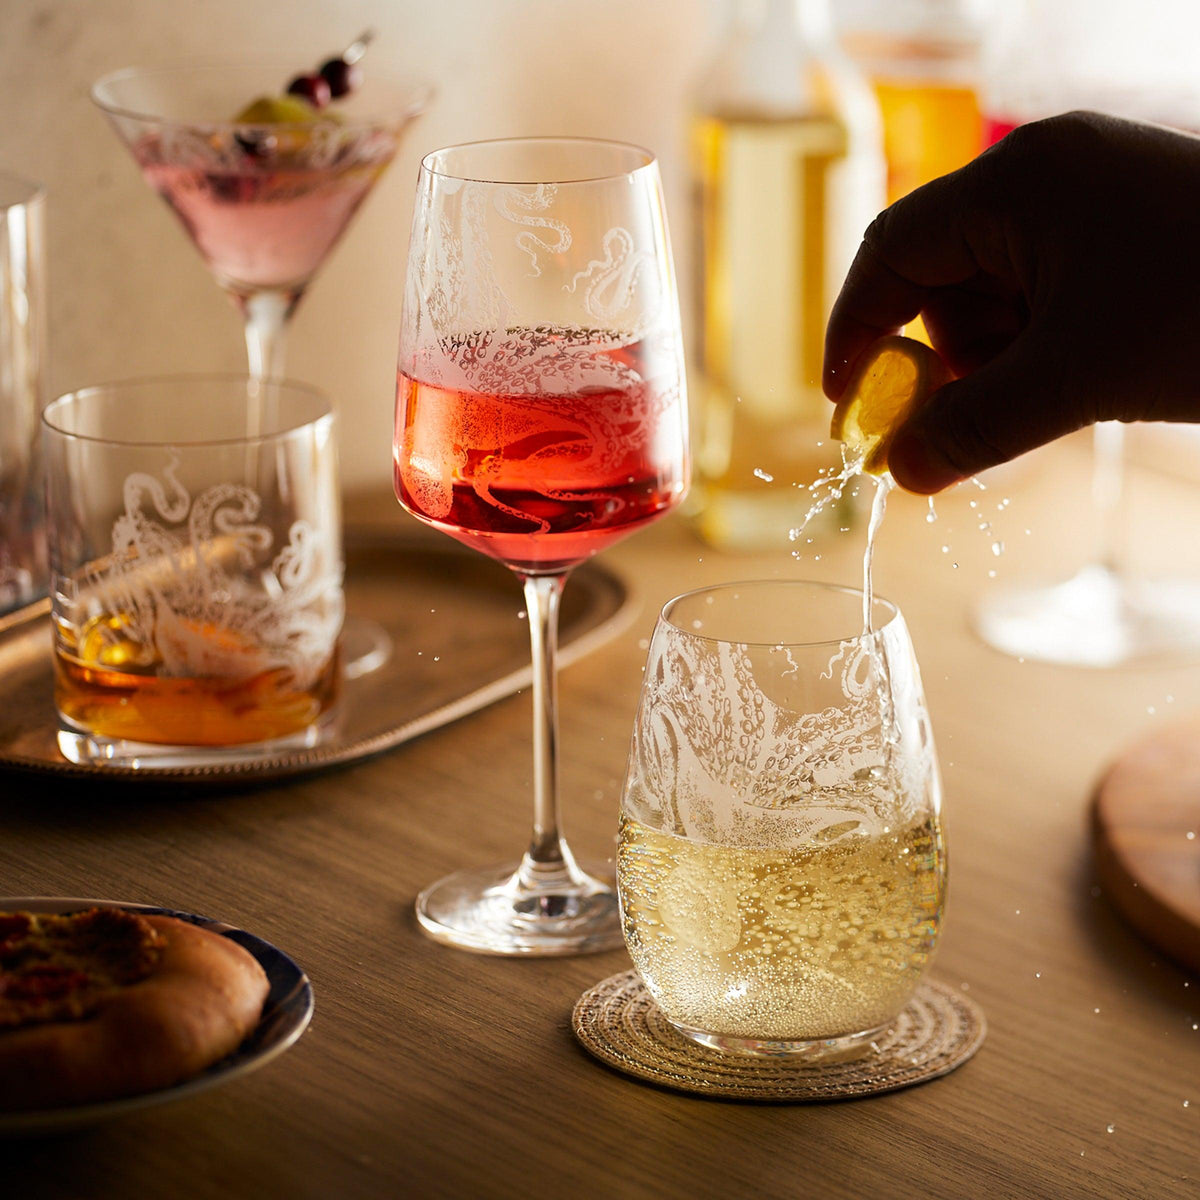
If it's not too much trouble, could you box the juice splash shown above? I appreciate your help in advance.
[794,335,951,633]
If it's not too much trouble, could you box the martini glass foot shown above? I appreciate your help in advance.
[341,615,392,679]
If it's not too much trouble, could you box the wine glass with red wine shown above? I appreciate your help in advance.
[394,138,689,954]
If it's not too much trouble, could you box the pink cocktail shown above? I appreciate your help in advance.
[93,59,430,378]
[396,335,686,575]
[136,137,389,296]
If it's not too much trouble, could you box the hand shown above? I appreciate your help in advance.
[823,111,1200,493]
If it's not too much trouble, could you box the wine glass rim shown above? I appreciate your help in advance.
[419,136,658,184]
[91,63,433,133]
[43,373,334,448]
[658,579,900,648]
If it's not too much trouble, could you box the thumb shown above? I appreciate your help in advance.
[887,331,1087,494]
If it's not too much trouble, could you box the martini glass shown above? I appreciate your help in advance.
[94,59,429,682]
[92,60,431,380]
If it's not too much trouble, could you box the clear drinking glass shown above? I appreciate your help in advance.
[974,422,1200,667]
[91,61,431,380]
[0,172,47,614]
[394,138,690,955]
[43,376,344,768]
[618,580,946,1058]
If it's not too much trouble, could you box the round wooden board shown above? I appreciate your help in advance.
[1092,716,1200,974]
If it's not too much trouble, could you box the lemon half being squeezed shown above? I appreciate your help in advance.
[829,335,952,475]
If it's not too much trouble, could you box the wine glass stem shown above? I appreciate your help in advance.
[1092,421,1125,576]
[517,571,581,890]
[242,289,293,381]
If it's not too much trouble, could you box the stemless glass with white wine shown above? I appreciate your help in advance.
[618,580,946,1058]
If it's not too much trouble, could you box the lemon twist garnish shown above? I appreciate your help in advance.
[234,95,325,126]
[830,335,952,475]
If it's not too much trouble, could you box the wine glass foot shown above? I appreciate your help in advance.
[341,615,392,679]
[414,862,624,956]
[974,563,1200,667]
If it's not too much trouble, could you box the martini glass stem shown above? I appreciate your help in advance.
[516,571,583,895]
[242,289,295,381]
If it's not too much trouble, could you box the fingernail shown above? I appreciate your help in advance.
[888,429,963,495]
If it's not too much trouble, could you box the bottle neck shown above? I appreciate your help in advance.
[697,0,851,117]
[727,0,835,47]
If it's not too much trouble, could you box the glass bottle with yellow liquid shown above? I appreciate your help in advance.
[838,0,986,206]
[689,0,885,551]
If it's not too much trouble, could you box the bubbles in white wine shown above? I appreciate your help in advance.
[618,808,946,1041]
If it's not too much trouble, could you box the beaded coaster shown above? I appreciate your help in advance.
[572,971,985,1102]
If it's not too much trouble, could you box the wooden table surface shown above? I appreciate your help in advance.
[5,439,1200,1199]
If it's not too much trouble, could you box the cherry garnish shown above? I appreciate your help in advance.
[286,73,332,109]
[320,58,360,99]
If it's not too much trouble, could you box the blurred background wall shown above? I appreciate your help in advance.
[1,0,1198,493]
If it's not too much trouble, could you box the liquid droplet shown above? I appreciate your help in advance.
[1106,1124,1115,1134]
[753,468,774,482]
[991,541,1005,557]
[926,498,938,523]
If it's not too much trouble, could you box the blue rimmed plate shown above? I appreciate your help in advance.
[0,897,313,1136]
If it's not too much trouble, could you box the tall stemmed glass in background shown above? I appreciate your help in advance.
[974,88,1200,667]
[974,422,1200,667]
[92,50,431,379]
[395,138,690,955]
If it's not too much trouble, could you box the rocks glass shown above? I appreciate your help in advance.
[43,376,343,768]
